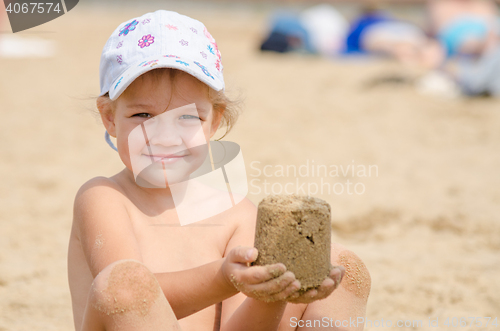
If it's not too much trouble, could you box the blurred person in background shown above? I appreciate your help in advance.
[260,4,349,56]
[426,0,500,96]
[428,0,498,57]
[345,2,444,69]
[260,2,444,68]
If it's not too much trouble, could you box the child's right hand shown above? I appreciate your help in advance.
[222,246,301,303]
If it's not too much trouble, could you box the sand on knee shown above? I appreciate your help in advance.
[91,260,162,316]
[337,250,371,300]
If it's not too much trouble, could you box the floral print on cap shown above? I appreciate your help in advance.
[138,34,155,48]
[194,61,214,79]
[203,27,222,72]
[165,24,178,30]
[119,20,138,36]
[138,59,159,67]
[101,11,225,100]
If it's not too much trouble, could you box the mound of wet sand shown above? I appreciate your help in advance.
[253,195,332,291]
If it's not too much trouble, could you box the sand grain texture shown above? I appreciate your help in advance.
[253,195,332,291]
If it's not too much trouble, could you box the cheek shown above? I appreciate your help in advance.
[123,124,154,176]
[117,144,133,171]
[127,124,147,154]
[202,113,217,141]
[114,124,144,170]
[179,121,212,149]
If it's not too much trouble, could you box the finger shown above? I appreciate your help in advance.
[239,263,287,285]
[314,277,335,299]
[330,265,345,288]
[287,277,336,304]
[250,279,300,303]
[286,290,302,302]
[269,280,301,302]
[307,277,336,301]
[287,288,319,304]
[245,271,295,297]
[228,262,287,292]
[228,246,258,264]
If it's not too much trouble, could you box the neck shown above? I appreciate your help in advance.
[117,167,190,218]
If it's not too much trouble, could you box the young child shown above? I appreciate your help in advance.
[68,10,370,331]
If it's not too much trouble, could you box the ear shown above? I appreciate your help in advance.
[96,96,117,137]
[209,108,224,138]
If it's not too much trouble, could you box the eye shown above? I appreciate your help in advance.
[179,114,201,120]
[132,113,151,118]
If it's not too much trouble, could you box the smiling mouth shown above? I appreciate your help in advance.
[144,154,188,163]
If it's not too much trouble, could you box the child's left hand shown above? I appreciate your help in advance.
[285,265,345,304]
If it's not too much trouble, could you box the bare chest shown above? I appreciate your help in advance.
[130,212,233,273]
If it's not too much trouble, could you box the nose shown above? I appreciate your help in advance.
[144,115,183,147]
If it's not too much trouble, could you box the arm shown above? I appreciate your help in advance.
[219,199,346,331]
[156,258,238,319]
[74,178,238,319]
[75,178,143,275]
[219,199,290,331]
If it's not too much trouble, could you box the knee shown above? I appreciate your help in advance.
[89,260,162,316]
[331,244,371,301]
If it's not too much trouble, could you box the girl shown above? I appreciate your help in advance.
[68,10,369,331]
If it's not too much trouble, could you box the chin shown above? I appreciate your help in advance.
[134,162,192,188]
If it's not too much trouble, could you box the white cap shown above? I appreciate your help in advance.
[99,10,224,101]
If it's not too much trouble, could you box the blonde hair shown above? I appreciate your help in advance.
[97,68,241,139]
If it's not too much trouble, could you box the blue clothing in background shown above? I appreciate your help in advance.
[344,12,392,54]
[438,17,489,56]
[260,12,314,53]
[458,44,500,96]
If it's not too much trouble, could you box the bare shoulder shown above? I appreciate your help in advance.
[229,196,258,229]
[72,176,130,239]
[74,176,125,203]
[73,176,129,216]
[72,176,142,276]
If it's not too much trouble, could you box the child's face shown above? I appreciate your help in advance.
[108,70,220,187]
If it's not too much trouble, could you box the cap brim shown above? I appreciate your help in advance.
[105,55,224,101]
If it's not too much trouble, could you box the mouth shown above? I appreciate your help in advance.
[143,154,188,164]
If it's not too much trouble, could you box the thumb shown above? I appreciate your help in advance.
[229,246,258,264]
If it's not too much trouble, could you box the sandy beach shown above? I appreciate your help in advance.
[0,1,499,330]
